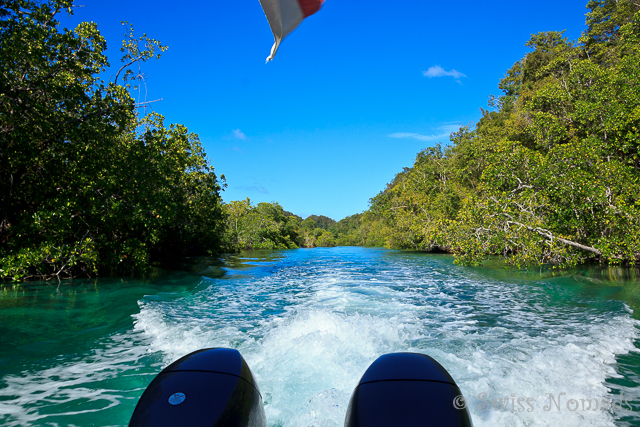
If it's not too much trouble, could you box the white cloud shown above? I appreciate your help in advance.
[233,129,247,140]
[234,185,269,194]
[388,132,436,141]
[388,124,460,142]
[422,65,466,82]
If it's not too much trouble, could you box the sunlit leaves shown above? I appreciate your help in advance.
[222,199,299,251]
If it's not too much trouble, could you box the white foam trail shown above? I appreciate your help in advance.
[245,309,411,426]
[131,251,640,427]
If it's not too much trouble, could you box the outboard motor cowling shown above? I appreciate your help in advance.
[129,348,266,427]
[344,352,473,427]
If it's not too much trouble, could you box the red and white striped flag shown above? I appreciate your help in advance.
[259,0,324,62]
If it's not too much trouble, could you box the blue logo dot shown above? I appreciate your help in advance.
[168,392,186,405]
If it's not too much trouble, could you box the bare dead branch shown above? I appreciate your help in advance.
[506,219,623,259]
[135,98,163,107]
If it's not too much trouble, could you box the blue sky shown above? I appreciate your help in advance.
[60,1,590,220]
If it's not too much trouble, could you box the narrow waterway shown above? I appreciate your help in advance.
[1,247,639,426]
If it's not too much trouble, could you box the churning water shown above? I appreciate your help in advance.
[1,247,640,426]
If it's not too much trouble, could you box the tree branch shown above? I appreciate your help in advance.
[135,98,162,107]
[114,55,143,85]
[506,219,623,258]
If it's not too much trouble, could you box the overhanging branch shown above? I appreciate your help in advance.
[506,219,623,259]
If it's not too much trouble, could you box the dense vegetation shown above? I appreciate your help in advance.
[0,1,226,280]
[361,0,640,267]
[220,199,365,250]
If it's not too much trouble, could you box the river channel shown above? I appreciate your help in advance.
[1,247,639,426]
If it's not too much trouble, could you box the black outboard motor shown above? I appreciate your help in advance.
[129,348,266,427]
[344,352,473,427]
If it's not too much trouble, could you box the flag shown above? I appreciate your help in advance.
[259,0,324,62]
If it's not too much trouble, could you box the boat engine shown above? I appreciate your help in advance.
[129,348,266,427]
[344,352,473,426]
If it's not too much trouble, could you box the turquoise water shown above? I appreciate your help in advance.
[1,247,639,426]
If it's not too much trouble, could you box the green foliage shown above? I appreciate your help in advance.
[0,238,98,281]
[222,199,299,251]
[330,213,367,246]
[362,2,640,268]
[222,203,365,250]
[316,230,336,247]
[0,1,225,280]
[305,215,336,230]
[301,217,317,231]
[115,21,168,89]
[581,0,640,64]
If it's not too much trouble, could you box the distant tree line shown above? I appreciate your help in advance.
[220,199,366,250]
